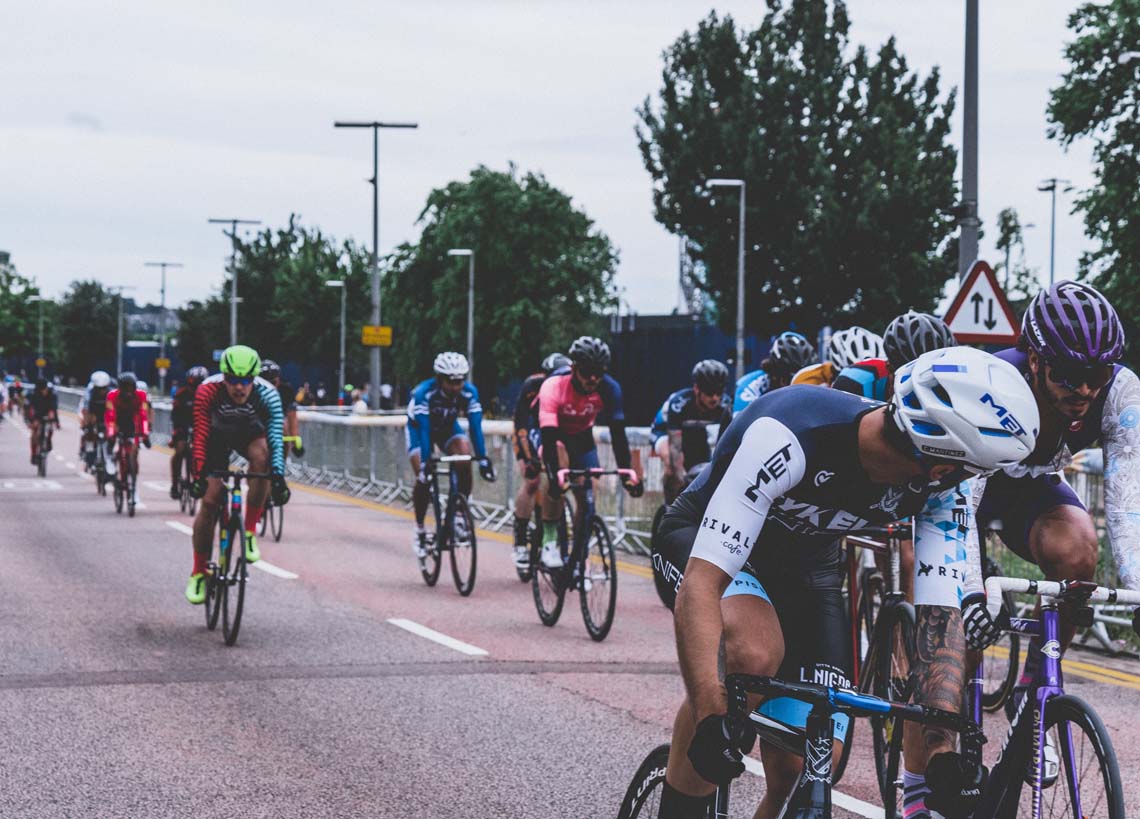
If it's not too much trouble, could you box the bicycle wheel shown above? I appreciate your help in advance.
[259,499,270,536]
[269,499,284,542]
[530,510,567,626]
[127,472,136,518]
[205,511,228,631]
[516,523,535,583]
[982,593,1020,713]
[863,601,915,812]
[1012,695,1124,818]
[617,744,683,819]
[449,494,477,596]
[222,520,246,646]
[580,515,617,641]
[113,479,124,514]
[37,451,46,477]
[419,496,442,586]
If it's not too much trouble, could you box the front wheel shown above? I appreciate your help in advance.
[222,520,246,646]
[269,499,284,542]
[449,494,477,596]
[258,499,270,537]
[618,745,708,819]
[580,516,617,641]
[863,600,915,815]
[531,509,568,627]
[113,480,124,514]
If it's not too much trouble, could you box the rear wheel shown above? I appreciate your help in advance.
[113,479,124,514]
[863,601,915,815]
[449,494,477,596]
[981,560,1020,713]
[222,520,246,646]
[127,470,136,518]
[580,515,617,641]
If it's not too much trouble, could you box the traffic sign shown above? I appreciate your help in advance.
[155,357,171,369]
[943,260,1019,344]
[34,357,46,368]
[361,325,393,347]
[212,349,225,362]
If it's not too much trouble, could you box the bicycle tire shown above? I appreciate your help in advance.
[222,518,246,646]
[205,510,227,631]
[259,500,270,537]
[863,601,916,813]
[113,480,124,514]
[37,452,46,477]
[530,509,567,626]
[449,494,477,596]
[270,499,284,542]
[127,472,136,518]
[580,515,617,641]
[649,504,673,609]
[618,744,688,819]
[982,594,1020,714]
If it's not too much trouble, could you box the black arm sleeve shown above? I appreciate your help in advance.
[610,422,632,470]
[514,379,538,432]
[541,427,561,482]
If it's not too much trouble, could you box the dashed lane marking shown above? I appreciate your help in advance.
[65,461,75,470]
[163,520,298,579]
[165,521,194,536]
[387,618,488,657]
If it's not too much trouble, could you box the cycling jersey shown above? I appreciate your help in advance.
[537,370,631,475]
[79,384,111,423]
[790,361,838,386]
[406,378,486,461]
[171,384,197,433]
[191,374,284,477]
[25,389,58,421]
[732,369,771,415]
[104,388,150,439]
[275,380,296,414]
[650,387,731,466]
[512,372,546,459]
[832,358,891,402]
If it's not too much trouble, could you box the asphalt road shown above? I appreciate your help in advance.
[2,411,1138,818]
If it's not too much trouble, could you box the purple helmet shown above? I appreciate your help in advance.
[1021,281,1124,364]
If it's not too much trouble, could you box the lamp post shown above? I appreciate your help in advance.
[447,249,475,380]
[208,218,260,345]
[705,179,746,380]
[325,280,346,397]
[27,295,44,377]
[109,286,137,376]
[144,261,182,394]
[1037,179,1071,287]
[334,119,418,408]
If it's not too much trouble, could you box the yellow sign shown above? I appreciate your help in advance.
[361,325,393,347]
[35,357,46,368]
[155,357,171,369]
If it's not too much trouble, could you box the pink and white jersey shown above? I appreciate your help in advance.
[537,371,625,436]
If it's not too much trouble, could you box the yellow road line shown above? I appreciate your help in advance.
[1064,665,1140,692]
[1062,657,1140,684]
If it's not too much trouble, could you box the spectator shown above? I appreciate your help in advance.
[351,389,368,414]
[379,383,394,410]
[316,382,328,404]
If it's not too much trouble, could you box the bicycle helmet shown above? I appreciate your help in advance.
[891,347,1038,472]
[770,331,817,372]
[541,352,571,375]
[185,365,209,384]
[1022,281,1125,364]
[433,351,469,380]
[883,311,957,371]
[117,372,137,393]
[220,345,261,378]
[692,359,730,395]
[260,359,281,380]
[89,370,111,388]
[34,377,48,391]
[568,336,611,368]
[828,327,885,370]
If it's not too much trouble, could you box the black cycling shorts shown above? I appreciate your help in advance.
[205,414,266,474]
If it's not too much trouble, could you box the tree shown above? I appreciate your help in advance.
[1048,0,1140,361]
[56,281,120,379]
[994,207,1039,316]
[0,256,41,369]
[636,2,959,337]
[382,164,618,394]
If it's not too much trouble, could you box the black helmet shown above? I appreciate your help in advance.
[117,372,137,393]
[568,336,611,369]
[691,359,729,395]
[770,331,817,372]
[185,365,209,384]
[541,353,571,375]
[883,311,957,370]
[260,359,281,380]
[34,377,48,391]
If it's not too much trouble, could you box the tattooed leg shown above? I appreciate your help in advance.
[903,605,966,772]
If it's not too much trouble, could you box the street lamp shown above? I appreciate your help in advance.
[448,248,475,381]
[144,261,182,394]
[108,286,137,376]
[27,295,44,377]
[325,280,347,398]
[1037,179,1072,287]
[706,178,746,381]
[208,218,260,345]
[334,119,418,408]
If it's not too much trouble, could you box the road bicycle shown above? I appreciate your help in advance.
[32,421,54,477]
[90,430,109,496]
[203,470,269,646]
[529,467,632,641]
[258,436,300,541]
[618,673,984,819]
[416,454,478,596]
[178,438,197,516]
[111,433,143,517]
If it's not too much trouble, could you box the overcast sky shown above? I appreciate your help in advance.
[1,1,1097,316]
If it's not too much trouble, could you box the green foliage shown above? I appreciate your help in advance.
[0,258,41,364]
[994,207,1039,315]
[56,281,119,377]
[1048,0,1140,366]
[636,2,959,337]
[381,164,617,392]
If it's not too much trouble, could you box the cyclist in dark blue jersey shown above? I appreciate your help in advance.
[652,360,732,504]
[731,331,817,415]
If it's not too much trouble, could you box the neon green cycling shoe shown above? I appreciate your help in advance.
[185,573,206,605]
[244,532,260,564]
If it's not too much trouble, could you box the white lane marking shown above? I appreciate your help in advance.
[253,561,299,580]
[144,481,169,493]
[386,618,489,657]
[65,461,75,469]
[54,454,64,462]
[0,479,63,491]
[741,757,882,819]
[166,521,194,536]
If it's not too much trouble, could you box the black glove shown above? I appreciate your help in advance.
[189,477,207,499]
[687,714,755,786]
[622,475,644,498]
[271,474,291,506]
[925,752,987,819]
[142,435,152,449]
[961,592,1008,651]
[292,442,305,458]
[478,457,496,482]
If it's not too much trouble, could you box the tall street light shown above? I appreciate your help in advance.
[109,286,137,376]
[144,261,182,394]
[958,0,981,280]
[447,249,475,381]
[27,295,44,377]
[706,179,746,381]
[1037,178,1071,287]
[208,218,260,345]
[325,280,347,397]
[334,119,418,408]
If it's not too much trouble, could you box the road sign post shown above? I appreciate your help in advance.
[361,325,393,347]
[942,260,1019,344]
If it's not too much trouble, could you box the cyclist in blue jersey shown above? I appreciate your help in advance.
[832,311,956,402]
[407,352,496,557]
[650,347,1038,819]
[652,360,732,504]
[732,332,817,415]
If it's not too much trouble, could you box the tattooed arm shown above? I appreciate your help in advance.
[911,606,967,754]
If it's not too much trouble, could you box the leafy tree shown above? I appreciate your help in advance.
[381,164,618,393]
[1048,0,1140,360]
[57,280,120,378]
[994,207,1039,315]
[637,2,959,337]
[0,257,41,368]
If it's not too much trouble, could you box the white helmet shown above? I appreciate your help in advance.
[90,370,111,388]
[891,347,1038,473]
[433,352,469,380]
[137,381,148,393]
[828,326,886,370]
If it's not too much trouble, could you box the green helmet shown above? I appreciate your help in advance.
[220,345,261,378]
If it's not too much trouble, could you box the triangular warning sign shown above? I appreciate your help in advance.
[943,260,1019,344]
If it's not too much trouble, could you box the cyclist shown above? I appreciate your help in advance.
[652,360,731,504]
[78,371,113,470]
[169,366,209,499]
[25,378,59,466]
[9,376,23,417]
[104,372,151,497]
[185,345,290,604]
[650,347,1037,819]
[260,360,304,459]
[536,336,643,568]
[407,352,496,558]
[511,352,571,569]
[733,332,817,415]
[0,375,7,419]
[791,326,884,387]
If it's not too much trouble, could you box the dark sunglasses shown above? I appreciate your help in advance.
[576,364,604,379]
[1045,359,1113,391]
[224,375,254,386]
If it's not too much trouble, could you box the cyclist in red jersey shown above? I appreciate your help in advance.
[104,372,152,498]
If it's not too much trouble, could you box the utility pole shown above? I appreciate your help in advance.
[1037,179,1070,287]
[109,286,137,376]
[28,295,44,377]
[334,119,418,408]
[958,0,980,280]
[144,261,182,394]
[208,218,260,346]
[706,179,747,380]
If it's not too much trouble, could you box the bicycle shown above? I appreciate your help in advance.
[529,467,631,641]
[617,673,984,819]
[178,441,197,516]
[416,455,478,596]
[258,436,300,542]
[203,470,269,646]
[90,430,109,496]
[111,434,141,517]
[32,421,54,477]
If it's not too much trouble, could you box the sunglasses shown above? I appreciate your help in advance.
[576,365,605,379]
[224,375,254,386]
[1045,359,1113,391]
